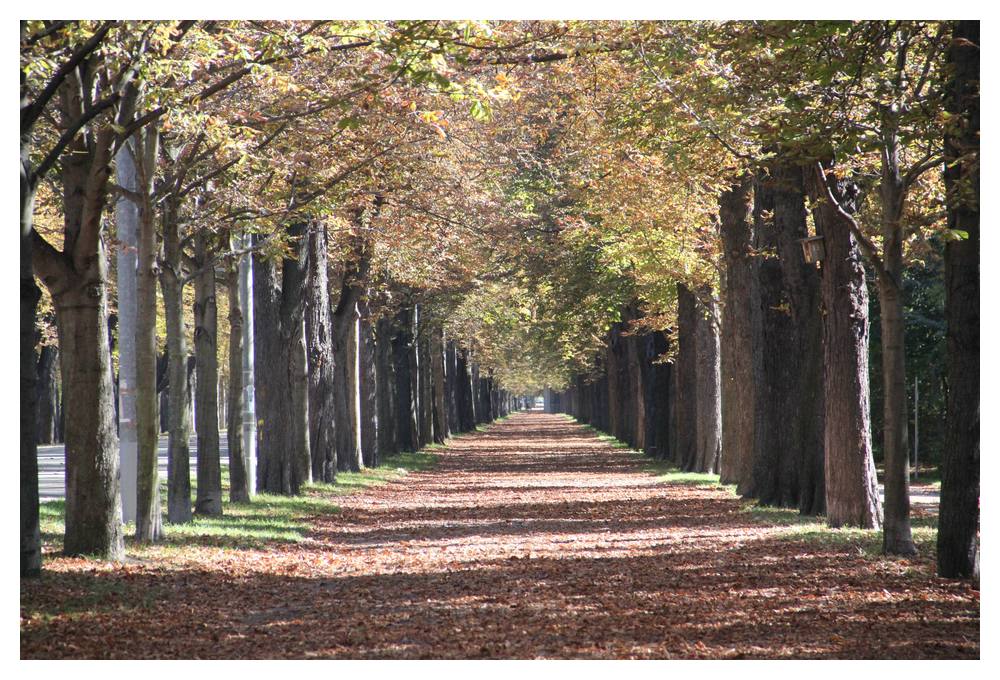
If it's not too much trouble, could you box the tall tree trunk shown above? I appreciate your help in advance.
[392,306,418,452]
[359,296,379,467]
[193,233,222,516]
[375,315,398,458]
[718,176,757,491]
[36,345,60,444]
[333,300,361,472]
[431,325,448,444]
[132,131,163,541]
[878,118,916,555]
[254,223,310,494]
[161,203,192,523]
[809,166,882,529]
[305,223,336,482]
[455,346,475,432]
[694,288,722,474]
[938,19,980,578]
[752,167,798,507]
[417,311,434,445]
[225,266,250,503]
[445,339,459,434]
[21,152,42,576]
[291,317,311,484]
[675,284,698,472]
[773,161,825,515]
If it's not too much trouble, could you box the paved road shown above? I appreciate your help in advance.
[38,433,229,500]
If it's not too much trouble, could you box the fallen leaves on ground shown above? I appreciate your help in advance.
[21,413,979,659]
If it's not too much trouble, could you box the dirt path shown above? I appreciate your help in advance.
[21,412,978,659]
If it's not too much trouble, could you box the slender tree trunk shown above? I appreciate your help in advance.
[878,122,916,555]
[773,161,825,515]
[694,288,722,474]
[333,299,361,472]
[161,204,192,523]
[291,316,311,484]
[359,296,379,467]
[445,339,459,434]
[455,346,475,432]
[133,132,163,541]
[225,267,250,503]
[305,223,336,482]
[718,176,757,491]
[20,164,42,576]
[431,325,448,444]
[36,345,60,444]
[675,284,699,471]
[809,166,882,529]
[938,19,980,578]
[417,313,434,445]
[193,233,222,516]
[375,315,398,458]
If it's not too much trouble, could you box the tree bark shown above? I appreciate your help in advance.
[375,314,398,458]
[718,176,757,491]
[36,344,60,444]
[392,306,419,452]
[675,284,698,471]
[193,233,222,515]
[305,223,337,482]
[40,112,124,559]
[431,325,448,444]
[160,201,193,523]
[332,239,366,472]
[752,167,799,508]
[359,295,379,467]
[455,346,476,432]
[291,316,311,484]
[772,162,826,515]
[132,131,163,541]
[225,266,250,503]
[809,166,882,529]
[254,223,310,494]
[445,339,459,434]
[21,148,42,576]
[694,288,722,474]
[938,19,980,578]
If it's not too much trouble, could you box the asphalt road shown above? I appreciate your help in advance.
[38,433,229,500]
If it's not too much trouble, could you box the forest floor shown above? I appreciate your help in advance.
[21,411,978,659]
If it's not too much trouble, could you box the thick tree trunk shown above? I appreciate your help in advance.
[773,162,825,515]
[305,223,336,482]
[938,19,980,578]
[431,326,448,444]
[375,315,398,458]
[675,284,699,472]
[333,300,361,472]
[359,297,379,467]
[21,173,42,576]
[809,166,882,529]
[752,168,798,508]
[226,267,250,503]
[392,306,419,452]
[718,177,757,491]
[161,207,193,523]
[694,288,722,474]
[193,234,222,515]
[644,331,672,461]
[254,223,310,494]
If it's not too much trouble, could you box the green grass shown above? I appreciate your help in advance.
[38,449,438,557]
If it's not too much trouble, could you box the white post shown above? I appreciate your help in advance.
[239,234,257,495]
[115,145,138,525]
